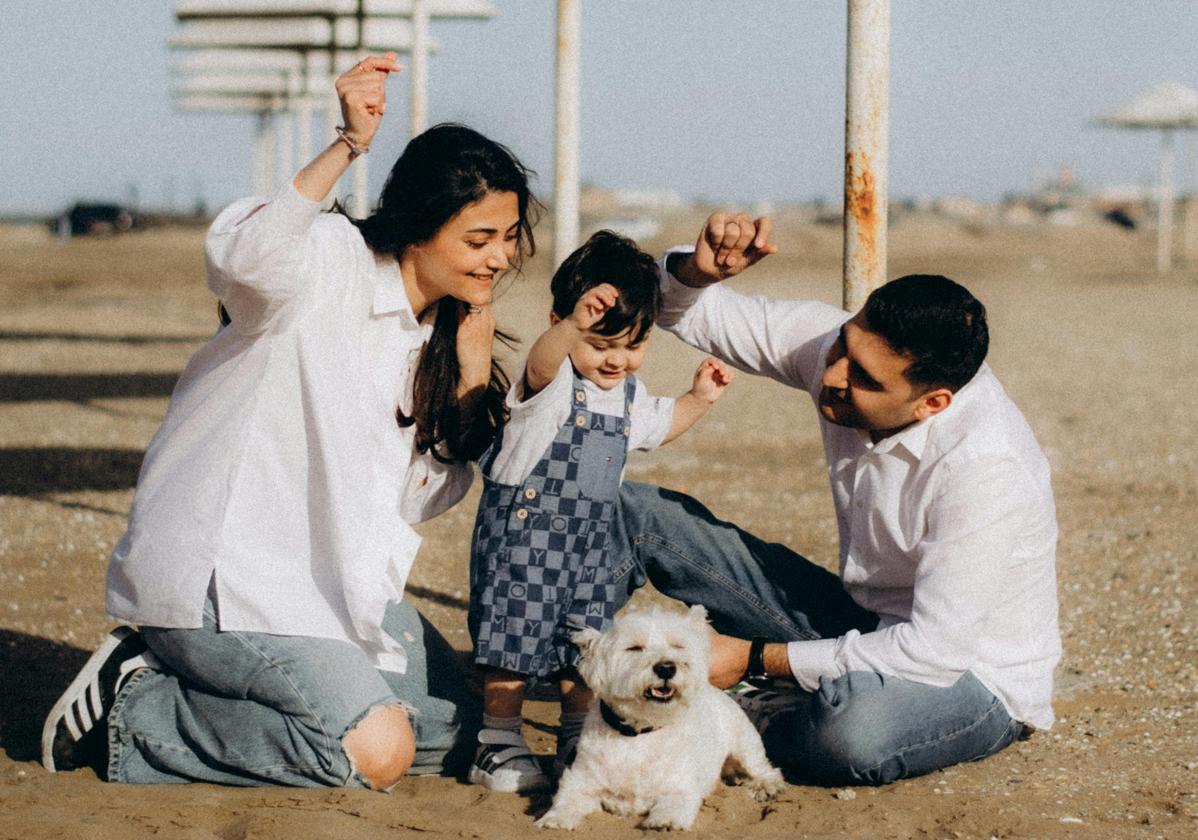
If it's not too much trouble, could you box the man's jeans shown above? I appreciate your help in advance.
[612,482,1024,786]
[107,591,480,787]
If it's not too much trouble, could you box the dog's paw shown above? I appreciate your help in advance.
[535,810,579,831]
[744,769,787,802]
[640,807,695,832]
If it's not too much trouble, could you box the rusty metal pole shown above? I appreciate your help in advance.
[842,0,890,312]
[410,0,429,137]
[553,0,582,268]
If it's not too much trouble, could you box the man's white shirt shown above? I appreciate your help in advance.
[657,252,1061,729]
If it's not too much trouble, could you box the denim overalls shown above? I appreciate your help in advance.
[469,372,635,679]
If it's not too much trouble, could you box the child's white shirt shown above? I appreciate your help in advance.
[485,358,675,487]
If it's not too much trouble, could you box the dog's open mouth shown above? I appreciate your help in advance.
[644,683,675,703]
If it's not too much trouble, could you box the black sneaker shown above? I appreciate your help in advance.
[41,626,156,773]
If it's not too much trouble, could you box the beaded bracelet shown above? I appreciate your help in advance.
[335,126,370,156]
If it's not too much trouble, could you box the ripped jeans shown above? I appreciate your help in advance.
[106,591,480,787]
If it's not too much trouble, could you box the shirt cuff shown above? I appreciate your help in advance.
[786,638,842,692]
[655,246,708,327]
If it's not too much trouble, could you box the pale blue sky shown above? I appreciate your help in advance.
[1,1,1195,214]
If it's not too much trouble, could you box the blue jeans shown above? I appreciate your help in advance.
[612,482,1024,786]
[107,592,480,787]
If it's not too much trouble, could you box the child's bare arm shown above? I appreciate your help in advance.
[662,357,735,445]
[524,284,618,396]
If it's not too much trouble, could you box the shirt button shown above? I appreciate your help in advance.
[515,508,529,520]
[575,390,586,403]
[575,414,587,427]
[524,488,537,500]
[855,500,864,509]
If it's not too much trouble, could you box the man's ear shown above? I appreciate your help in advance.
[914,388,952,421]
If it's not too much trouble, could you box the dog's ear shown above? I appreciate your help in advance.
[686,604,709,629]
[572,626,602,657]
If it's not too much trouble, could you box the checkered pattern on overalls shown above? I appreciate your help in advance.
[468,373,636,679]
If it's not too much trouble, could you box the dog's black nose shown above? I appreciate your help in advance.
[653,660,676,680]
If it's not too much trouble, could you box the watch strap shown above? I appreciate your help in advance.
[744,636,768,683]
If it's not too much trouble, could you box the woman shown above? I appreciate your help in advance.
[41,53,539,789]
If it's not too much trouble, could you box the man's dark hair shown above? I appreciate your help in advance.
[862,274,989,392]
[550,230,662,345]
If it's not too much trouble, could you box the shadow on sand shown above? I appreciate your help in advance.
[0,630,89,762]
[0,448,144,495]
[0,331,207,346]
[0,372,180,403]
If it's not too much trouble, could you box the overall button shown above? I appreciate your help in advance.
[524,488,537,500]
[623,427,630,436]
[575,390,586,403]
[515,508,529,520]
[575,414,587,427]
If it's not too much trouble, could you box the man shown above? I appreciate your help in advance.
[612,214,1060,785]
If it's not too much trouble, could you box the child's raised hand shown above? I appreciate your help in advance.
[570,283,619,330]
[690,357,735,403]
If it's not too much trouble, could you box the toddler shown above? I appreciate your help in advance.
[466,230,734,792]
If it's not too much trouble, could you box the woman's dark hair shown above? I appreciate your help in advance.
[862,274,988,392]
[343,123,541,463]
[550,230,661,345]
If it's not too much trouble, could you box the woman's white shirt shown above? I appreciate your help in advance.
[105,182,472,673]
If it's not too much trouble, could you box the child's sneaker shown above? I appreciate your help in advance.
[726,680,803,732]
[41,626,158,773]
[467,728,550,793]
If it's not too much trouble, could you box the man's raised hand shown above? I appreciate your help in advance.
[679,212,777,287]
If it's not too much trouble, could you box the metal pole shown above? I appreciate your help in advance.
[553,0,582,268]
[1183,131,1197,263]
[351,0,370,217]
[253,109,275,194]
[275,96,294,188]
[1157,129,1174,275]
[410,0,429,137]
[842,0,890,312]
[294,65,313,169]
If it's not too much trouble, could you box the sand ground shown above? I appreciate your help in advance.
[0,211,1195,839]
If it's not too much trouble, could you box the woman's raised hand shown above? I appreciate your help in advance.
[456,303,497,399]
[334,52,403,148]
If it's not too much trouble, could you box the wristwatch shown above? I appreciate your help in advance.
[743,636,769,686]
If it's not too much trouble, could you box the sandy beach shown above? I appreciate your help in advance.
[1,210,1195,839]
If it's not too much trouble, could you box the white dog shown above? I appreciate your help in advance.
[536,605,786,831]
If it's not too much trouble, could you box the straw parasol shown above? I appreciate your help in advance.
[1098,81,1198,273]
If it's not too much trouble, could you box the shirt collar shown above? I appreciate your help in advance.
[372,261,421,328]
[867,365,987,460]
[875,416,932,460]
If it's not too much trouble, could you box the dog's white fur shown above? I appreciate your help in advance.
[536,605,786,831]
